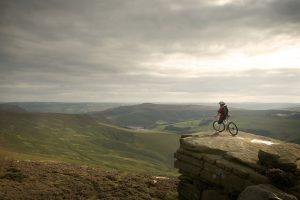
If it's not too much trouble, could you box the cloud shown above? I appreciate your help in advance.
[0,0,300,102]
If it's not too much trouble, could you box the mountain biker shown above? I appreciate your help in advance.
[216,101,228,123]
[214,101,228,134]
[214,101,228,135]
[212,102,239,136]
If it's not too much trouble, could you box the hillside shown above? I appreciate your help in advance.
[94,103,300,144]
[286,106,300,112]
[0,160,178,200]
[0,104,26,112]
[92,103,216,128]
[4,102,132,114]
[0,111,180,176]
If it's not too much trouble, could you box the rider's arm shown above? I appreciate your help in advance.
[215,108,221,118]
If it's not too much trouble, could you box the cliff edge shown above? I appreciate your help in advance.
[174,131,300,200]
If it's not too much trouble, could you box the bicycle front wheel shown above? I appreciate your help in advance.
[213,120,225,132]
[228,122,238,136]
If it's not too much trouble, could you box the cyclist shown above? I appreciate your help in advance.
[214,101,228,134]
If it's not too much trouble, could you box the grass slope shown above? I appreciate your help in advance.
[0,111,180,176]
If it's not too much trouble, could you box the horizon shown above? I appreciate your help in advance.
[2,101,300,105]
[1,0,300,103]
[2,101,300,112]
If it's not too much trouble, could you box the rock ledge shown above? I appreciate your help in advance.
[174,131,300,200]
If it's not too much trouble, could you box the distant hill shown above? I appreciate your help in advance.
[4,102,132,114]
[228,102,300,110]
[92,103,216,128]
[171,102,300,110]
[0,110,180,176]
[285,106,300,112]
[0,104,26,112]
[92,103,297,126]
[93,103,300,144]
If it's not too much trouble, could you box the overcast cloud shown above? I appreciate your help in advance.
[1,0,300,103]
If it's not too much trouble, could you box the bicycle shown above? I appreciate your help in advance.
[212,116,238,136]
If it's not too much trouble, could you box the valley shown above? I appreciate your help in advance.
[0,110,180,176]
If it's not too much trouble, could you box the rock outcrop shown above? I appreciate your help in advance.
[174,131,300,200]
[238,184,297,200]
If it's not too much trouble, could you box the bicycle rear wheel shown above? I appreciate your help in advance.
[213,120,225,132]
[228,122,238,136]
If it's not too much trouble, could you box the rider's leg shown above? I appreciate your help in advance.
[218,117,225,124]
[215,117,225,133]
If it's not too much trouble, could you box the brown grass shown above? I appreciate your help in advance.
[0,160,178,200]
[0,151,9,176]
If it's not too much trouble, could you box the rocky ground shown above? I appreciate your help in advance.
[175,131,300,200]
[0,160,178,200]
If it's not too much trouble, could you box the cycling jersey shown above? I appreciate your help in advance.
[218,106,225,118]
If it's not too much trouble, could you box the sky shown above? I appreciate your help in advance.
[1,0,300,103]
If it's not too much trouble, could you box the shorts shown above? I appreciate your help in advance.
[218,117,225,124]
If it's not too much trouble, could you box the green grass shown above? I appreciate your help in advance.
[0,111,180,176]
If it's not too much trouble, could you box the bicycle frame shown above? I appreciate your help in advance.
[212,115,238,136]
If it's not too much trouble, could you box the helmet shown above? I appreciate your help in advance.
[219,101,225,105]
